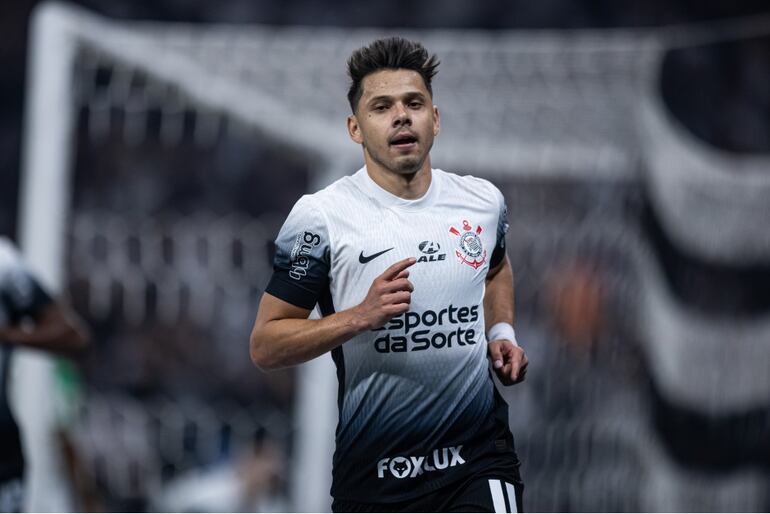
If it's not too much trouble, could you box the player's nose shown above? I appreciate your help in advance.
[392,103,411,126]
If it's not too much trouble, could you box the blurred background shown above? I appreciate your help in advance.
[1,0,770,511]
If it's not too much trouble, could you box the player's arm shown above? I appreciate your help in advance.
[485,254,514,329]
[0,250,90,354]
[484,184,528,386]
[0,301,89,353]
[251,195,414,370]
[485,254,527,385]
[250,258,415,370]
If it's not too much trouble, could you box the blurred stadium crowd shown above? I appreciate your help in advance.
[0,0,769,512]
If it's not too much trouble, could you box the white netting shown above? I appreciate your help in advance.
[49,2,662,180]
[68,212,280,328]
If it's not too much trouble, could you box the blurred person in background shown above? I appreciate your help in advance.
[152,436,287,512]
[0,236,90,512]
[251,37,527,513]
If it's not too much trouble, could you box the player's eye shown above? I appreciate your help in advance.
[409,101,423,108]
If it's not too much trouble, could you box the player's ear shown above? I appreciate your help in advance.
[348,115,364,144]
[432,104,441,137]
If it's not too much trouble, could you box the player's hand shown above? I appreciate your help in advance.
[352,257,416,330]
[488,339,528,386]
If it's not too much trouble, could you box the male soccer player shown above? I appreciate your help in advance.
[0,236,90,512]
[250,37,528,512]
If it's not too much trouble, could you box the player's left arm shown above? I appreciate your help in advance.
[0,302,90,354]
[485,255,527,385]
[484,180,528,386]
[0,262,89,353]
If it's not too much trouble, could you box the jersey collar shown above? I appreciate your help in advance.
[354,166,440,211]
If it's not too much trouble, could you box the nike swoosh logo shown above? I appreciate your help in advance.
[359,247,394,264]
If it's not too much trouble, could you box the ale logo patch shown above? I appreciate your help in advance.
[417,240,446,263]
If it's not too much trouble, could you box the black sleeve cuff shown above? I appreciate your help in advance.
[490,244,506,269]
[29,282,54,314]
[265,273,321,310]
[5,278,54,321]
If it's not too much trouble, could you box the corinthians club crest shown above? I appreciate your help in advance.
[449,220,487,269]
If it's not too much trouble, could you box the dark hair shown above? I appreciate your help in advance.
[346,37,440,113]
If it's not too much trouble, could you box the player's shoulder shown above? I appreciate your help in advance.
[0,236,14,252]
[436,169,499,190]
[295,173,363,212]
[434,169,504,206]
[0,237,22,269]
[0,236,19,264]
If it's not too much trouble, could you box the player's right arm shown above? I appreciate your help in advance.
[250,257,415,370]
[0,302,89,353]
[0,239,90,353]
[249,195,413,370]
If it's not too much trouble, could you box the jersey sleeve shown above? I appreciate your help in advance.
[265,196,331,310]
[0,240,54,323]
[489,185,509,269]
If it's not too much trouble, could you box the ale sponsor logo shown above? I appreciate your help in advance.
[417,240,446,263]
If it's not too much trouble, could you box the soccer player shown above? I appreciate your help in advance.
[250,37,528,512]
[0,236,90,512]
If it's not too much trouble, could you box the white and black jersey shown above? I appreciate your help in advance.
[266,168,519,503]
[0,238,53,484]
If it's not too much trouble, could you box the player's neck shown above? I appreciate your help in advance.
[365,161,432,200]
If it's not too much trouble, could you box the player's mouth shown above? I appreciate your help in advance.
[389,132,418,150]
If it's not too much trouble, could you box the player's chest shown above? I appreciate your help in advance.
[328,207,497,291]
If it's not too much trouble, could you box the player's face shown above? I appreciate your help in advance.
[347,69,440,176]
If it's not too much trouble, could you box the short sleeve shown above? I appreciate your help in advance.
[265,196,331,310]
[489,185,509,269]
[0,239,54,323]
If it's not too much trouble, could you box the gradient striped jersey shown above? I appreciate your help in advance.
[266,167,518,503]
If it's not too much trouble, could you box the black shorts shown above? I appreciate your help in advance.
[332,472,524,513]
